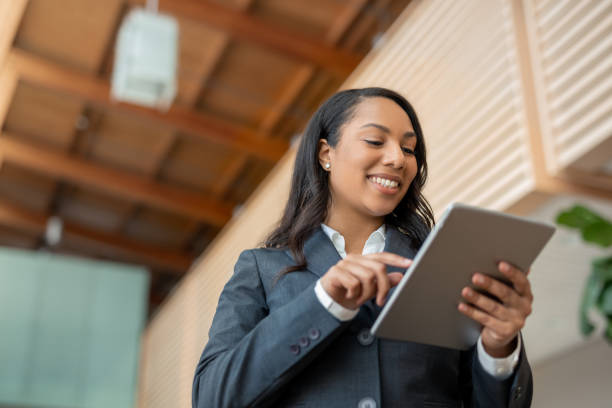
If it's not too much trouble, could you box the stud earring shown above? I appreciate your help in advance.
[325,162,331,169]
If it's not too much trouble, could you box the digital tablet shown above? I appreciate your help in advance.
[370,202,555,350]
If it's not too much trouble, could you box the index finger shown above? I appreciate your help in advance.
[364,252,412,268]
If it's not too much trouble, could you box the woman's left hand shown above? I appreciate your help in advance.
[458,261,533,357]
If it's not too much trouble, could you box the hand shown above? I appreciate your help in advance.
[320,252,412,309]
[457,261,533,357]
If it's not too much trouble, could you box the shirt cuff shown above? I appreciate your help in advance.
[476,334,521,380]
[314,279,359,321]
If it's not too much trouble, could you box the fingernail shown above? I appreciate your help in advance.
[403,258,412,265]
[474,274,485,284]
[500,262,510,272]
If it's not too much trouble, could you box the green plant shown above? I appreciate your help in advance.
[556,205,612,343]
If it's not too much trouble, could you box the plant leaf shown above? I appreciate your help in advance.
[593,256,612,281]
[556,205,605,229]
[582,220,612,247]
[601,286,612,314]
[580,271,602,336]
[606,317,612,345]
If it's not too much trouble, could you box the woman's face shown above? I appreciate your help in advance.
[319,97,418,222]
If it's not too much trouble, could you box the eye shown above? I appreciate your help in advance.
[365,140,383,146]
[402,147,416,155]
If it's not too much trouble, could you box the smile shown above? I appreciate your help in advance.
[367,176,401,193]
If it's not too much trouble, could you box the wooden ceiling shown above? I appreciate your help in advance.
[0,0,410,316]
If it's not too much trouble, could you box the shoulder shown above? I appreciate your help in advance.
[236,247,293,270]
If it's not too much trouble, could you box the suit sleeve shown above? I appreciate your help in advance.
[192,249,348,408]
[459,333,533,407]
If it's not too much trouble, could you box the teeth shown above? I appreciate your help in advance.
[370,176,399,188]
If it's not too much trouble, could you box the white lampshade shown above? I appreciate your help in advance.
[111,8,178,110]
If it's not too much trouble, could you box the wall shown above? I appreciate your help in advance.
[0,248,149,408]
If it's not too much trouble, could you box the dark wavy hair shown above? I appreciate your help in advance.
[264,87,434,277]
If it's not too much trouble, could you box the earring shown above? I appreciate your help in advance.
[325,162,331,169]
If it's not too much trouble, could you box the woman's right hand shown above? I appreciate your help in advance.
[320,252,412,310]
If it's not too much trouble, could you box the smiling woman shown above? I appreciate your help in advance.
[192,88,534,408]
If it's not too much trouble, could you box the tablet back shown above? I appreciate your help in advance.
[371,202,555,350]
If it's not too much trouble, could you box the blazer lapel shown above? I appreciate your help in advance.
[283,224,418,278]
[284,226,342,279]
[383,225,419,274]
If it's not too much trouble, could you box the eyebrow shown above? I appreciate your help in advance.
[360,123,416,139]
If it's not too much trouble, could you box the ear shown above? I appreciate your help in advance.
[318,139,332,170]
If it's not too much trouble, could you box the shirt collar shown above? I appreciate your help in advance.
[320,223,386,258]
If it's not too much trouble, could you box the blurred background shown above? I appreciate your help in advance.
[0,0,610,407]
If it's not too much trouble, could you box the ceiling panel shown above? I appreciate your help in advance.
[0,162,55,213]
[159,137,234,193]
[4,82,83,151]
[88,110,176,176]
[57,186,134,233]
[253,0,347,39]
[15,0,124,73]
[123,207,195,248]
[0,225,38,249]
[174,17,227,107]
[197,40,302,127]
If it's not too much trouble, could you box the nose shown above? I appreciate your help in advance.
[381,144,405,169]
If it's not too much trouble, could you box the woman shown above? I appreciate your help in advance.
[193,88,533,407]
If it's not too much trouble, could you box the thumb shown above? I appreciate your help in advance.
[388,272,404,286]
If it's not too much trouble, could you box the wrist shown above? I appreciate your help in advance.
[483,336,518,358]
[320,276,350,308]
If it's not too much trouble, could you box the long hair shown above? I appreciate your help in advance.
[264,87,434,278]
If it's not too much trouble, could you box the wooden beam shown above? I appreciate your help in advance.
[0,135,233,226]
[129,0,362,77]
[0,0,27,66]
[8,48,287,162]
[0,198,192,272]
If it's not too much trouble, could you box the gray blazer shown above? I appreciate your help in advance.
[193,225,533,407]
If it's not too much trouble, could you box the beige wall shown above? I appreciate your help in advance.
[137,1,612,407]
[137,149,296,408]
[532,338,612,407]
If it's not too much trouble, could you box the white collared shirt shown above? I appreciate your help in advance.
[314,223,521,380]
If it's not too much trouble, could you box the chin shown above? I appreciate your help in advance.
[367,205,398,218]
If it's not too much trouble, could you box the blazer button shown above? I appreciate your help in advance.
[358,397,377,408]
[357,329,375,346]
[513,386,523,400]
[289,344,300,355]
[299,337,310,347]
[308,328,320,340]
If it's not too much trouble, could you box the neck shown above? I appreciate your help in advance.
[324,208,384,255]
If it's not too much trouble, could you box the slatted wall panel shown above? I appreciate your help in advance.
[523,0,612,171]
[138,293,184,408]
[137,150,296,408]
[345,0,536,216]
